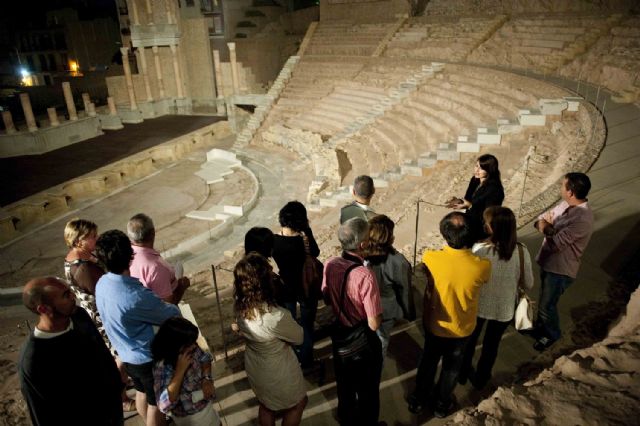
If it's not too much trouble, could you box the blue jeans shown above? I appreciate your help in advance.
[536,270,574,341]
[284,299,317,367]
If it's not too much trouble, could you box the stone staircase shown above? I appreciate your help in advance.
[231,55,300,151]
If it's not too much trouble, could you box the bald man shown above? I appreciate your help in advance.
[18,277,123,426]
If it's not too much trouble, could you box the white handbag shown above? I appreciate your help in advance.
[515,293,534,330]
[514,243,535,331]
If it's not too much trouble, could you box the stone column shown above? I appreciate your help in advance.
[152,46,166,98]
[81,93,91,112]
[87,103,96,117]
[62,82,78,121]
[212,49,225,114]
[19,93,38,132]
[47,107,60,126]
[127,0,140,25]
[135,48,153,102]
[120,47,138,110]
[164,0,173,24]
[145,0,153,24]
[107,97,118,115]
[2,111,17,134]
[227,42,240,95]
[169,44,184,98]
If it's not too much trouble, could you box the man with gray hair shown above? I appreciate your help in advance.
[322,217,383,425]
[340,175,377,224]
[127,213,189,304]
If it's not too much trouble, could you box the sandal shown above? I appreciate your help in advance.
[122,398,136,412]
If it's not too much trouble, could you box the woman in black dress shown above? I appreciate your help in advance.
[272,201,320,369]
[446,154,504,242]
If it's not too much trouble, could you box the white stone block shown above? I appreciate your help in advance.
[458,135,469,142]
[477,131,501,145]
[206,149,240,165]
[539,99,568,115]
[518,111,546,126]
[564,96,582,112]
[372,178,389,188]
[437,149,460,161]
[319,198,339,207]
[457,141,480,152]
[417,156,437,167]
[401,164,423,176]
[438,142,452,150]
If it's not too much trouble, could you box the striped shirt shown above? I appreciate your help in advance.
[321,252,382,327]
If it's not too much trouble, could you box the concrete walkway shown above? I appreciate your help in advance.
[0,115,223,206]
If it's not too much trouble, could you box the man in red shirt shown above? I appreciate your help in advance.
[322,217,383,425]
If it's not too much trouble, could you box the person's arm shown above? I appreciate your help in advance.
[547,215,592,251]
[521,244,535,290]
[163,277,190,305]
[73,262,104,295]
[270,308,304,345]
[197,348,215,400]
[361,269,383,331]
[422,263,435,329]
[155,346,194,413]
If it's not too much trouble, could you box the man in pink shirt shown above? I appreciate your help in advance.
[322,217,382,426]
[127,214,190,304]
[533,173,594,351]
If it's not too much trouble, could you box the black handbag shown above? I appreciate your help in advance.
[330,261,371,360]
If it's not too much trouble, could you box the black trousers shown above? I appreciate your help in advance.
[333,328,382,426]
[460,317,511,386]
[413,332,468,407]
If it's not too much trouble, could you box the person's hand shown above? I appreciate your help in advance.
[202,377,215,400]
[178,277,191,289]
[537,219,555,237]
[176,344,195,374]
[231,322,239,333]
[445,197,464,209]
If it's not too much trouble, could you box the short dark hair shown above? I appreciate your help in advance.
[151,317,199,368]
[244,227,274,258]
[477,154,501,182]
[278,201,309,232]
[564,172,591,199]
[354,175,375,199]
[22,277,56,313]
[95,230,134,274]
[440,212,473,249]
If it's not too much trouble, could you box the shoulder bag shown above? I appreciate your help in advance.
[301,232,324,301]
[330,262,371,360]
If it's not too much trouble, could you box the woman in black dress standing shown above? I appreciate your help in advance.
[446,154,504,242]
[272,201,320,369]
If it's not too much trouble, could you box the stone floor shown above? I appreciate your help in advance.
[0,115,224,206]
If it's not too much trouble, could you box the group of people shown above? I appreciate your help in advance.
[17,153,594,425]
[19,214,217,426]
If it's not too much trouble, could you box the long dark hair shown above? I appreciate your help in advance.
[478,154,501,183]
[151,317,199,368]
[483,206,517,261]
[234,253,276,320]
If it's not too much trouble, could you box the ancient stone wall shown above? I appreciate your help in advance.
[320,0,408,22]
[423,0,638,15]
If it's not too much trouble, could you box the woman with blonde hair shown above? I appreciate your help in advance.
[63,218,135,412]
[234,253,307,426]
[366,215,411,359]
[458,206,534,389]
